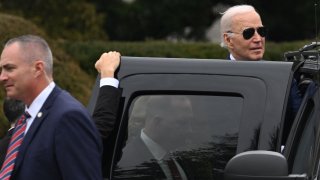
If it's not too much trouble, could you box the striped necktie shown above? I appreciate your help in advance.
[0,112,30,180]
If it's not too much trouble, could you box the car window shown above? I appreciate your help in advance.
[113,94,243,179]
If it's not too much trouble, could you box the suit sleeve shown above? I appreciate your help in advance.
[55,109,103,180]
[93,85,121,139]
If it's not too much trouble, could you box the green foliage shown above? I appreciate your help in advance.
[265,41,311,61]
[0,0,317,42]
[60,41,230,76]
[0,13,47,45]
[0,0,316,42]
[0,0,107,41]
[93,0,220,41]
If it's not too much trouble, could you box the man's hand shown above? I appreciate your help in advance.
[95,51,121,78]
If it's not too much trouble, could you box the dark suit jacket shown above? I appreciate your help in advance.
[92,85,121,177]
[93,85,121,139]
[113,137,167,180]
[0,85,121,178]
[112,137,216,180]
[114,136,205,180]
[0,129,12,166]
[11,85,103,180]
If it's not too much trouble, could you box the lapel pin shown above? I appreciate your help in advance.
[37,112,42,118]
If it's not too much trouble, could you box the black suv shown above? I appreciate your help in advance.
[88,45,319,180]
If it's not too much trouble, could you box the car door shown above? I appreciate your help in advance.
[87,57,294,180]
[282,81,320,178]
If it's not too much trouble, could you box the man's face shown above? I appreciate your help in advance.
[0,43,34,101]
[224,11,265,61]
[156,98,194,150]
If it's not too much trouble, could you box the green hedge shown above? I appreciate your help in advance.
[61,40,311,77]
[265,41,310,60]
[61,41,230,77]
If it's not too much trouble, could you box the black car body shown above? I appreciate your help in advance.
[88,54,319,179]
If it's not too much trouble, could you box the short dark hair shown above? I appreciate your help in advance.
[5,34,53,75]
[3,98,25,123]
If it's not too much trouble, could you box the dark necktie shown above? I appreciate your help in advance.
[0,112,30,180]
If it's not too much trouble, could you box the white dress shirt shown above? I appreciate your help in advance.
[25,82,55,134]
[100,77,119,88]
[230,54,237,61]
[25,77,119,134]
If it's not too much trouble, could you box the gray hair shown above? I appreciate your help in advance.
[220,5,257,47]
[5,35,53,76]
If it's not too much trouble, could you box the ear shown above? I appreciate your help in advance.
[33,60,45,77]
[223,33,233,49]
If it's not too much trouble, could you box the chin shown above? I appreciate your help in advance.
[251,55,263,61]
[6,92,17,99]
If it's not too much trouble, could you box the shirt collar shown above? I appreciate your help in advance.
[230,54,237,61]
[141,129,167,161]
[26,82,55,119]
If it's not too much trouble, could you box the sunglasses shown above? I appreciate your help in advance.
[227,27,267,40]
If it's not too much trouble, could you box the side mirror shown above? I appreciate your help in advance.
[224,150,307,180]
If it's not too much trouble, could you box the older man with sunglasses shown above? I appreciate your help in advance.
[221,5,266,61]
[220,5,302,143]
[220,5,302,145]
[221,5,267,61]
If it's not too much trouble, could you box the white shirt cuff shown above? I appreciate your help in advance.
[100,77,119,88]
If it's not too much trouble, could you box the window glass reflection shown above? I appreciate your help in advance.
[114,95,243,179]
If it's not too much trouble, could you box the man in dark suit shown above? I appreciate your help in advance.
[0,35,102,180]
[220,5,301,112]
[220,5,302,145]
[0,51,122,179]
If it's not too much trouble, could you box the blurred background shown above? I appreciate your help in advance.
[0,0,317,135]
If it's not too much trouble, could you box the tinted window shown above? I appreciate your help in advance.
[113,94,243,179]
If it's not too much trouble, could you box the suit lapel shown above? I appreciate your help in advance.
[227,54,231,60]
[14,86,62,172]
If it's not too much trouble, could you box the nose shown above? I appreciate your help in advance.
[253,31,263,40]
[253,29,265,40]
[0,70,8,83]
[252,32,264,44]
